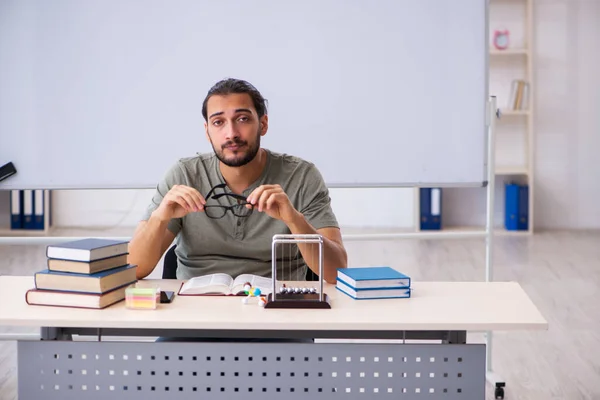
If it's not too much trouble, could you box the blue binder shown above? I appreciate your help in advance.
[10,190,23,230]
[505,183,528,230]
[420,188,442,230]
[518,185,529,230]
[22,189,35,230]
[33,190,45,230]
[504,183,519,230]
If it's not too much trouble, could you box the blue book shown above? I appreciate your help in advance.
[337,267,411,289]
[34,264,137,294]
[46,238,129,262]
[336,279,411,300]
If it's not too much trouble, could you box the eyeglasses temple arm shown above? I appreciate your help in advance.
[212,192,248,202]
[204,183,228,200]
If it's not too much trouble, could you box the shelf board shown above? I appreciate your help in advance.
[490,48,528,56]
[495,166,529,175]
[495,227,531,236]
[430,226,486,235]
[431,226,531,236]
[0,228,50,236]
[499,109,529,116]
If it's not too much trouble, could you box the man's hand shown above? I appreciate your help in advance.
[153,184,206,221]
[246,184,300,224]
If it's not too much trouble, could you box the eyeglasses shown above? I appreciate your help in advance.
[204,183,253,219]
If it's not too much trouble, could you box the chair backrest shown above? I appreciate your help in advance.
[162,244,319,281]
[162,245,178,279]
[305,267,319,282]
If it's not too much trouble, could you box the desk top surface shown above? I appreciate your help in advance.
[0,276,548,332]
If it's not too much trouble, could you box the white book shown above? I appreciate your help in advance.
[336,280,411,300]
[178,273,276,296]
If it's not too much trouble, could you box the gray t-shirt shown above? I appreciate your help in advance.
[141,149,339,280]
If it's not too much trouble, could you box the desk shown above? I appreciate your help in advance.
[0,276,547,399]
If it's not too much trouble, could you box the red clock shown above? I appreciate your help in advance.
[493,30,509,50]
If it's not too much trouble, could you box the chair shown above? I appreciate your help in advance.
[162,244,319,281]
[305,267,319,281]
[162,245,178,279]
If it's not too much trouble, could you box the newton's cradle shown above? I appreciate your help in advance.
[264,234,331,309]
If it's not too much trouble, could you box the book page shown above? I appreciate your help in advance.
[231,274,276,295]
[179,273,233,295]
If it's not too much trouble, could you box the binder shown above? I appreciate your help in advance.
[420,188,431,229]
[430,188,441,229]
[10,190,23,230]
[420,188,442,230]
[22,189,35,229]
[504,183,529,231]
[518,185,529,230]
[33,189,45,230]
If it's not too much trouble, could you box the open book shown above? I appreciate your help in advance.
[178,273,276,296]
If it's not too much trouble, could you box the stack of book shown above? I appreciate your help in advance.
[25,238,137,309]
[336,266,411,299]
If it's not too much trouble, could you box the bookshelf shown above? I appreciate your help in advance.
[495,166,528,176]
[499,109,529,116]
[415,0,534,236]
[490,47,529,56]
[0,190,52,236]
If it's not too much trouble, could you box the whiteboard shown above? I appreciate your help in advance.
[0,0,489,190]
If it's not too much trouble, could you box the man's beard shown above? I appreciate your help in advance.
[211,131,261,167]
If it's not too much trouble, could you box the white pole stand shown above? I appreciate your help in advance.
[484,97,506,399]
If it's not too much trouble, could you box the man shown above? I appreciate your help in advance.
[129,78,347,284]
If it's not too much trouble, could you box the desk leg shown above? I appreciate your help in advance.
[41,327,72,341]
[486,371,506,399]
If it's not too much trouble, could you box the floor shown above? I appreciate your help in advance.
[1,228,599,399]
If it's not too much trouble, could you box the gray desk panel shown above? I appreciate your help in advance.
[19,340,485,400]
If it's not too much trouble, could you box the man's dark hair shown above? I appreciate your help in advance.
[202,78,268,121]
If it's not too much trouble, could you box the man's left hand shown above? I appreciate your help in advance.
[246,184,300,224]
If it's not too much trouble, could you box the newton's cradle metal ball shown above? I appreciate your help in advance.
[279,286,317,295]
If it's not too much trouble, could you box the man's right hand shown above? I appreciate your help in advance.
[152,184,206,221]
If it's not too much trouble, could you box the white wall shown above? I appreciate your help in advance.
[2,0,599,231]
